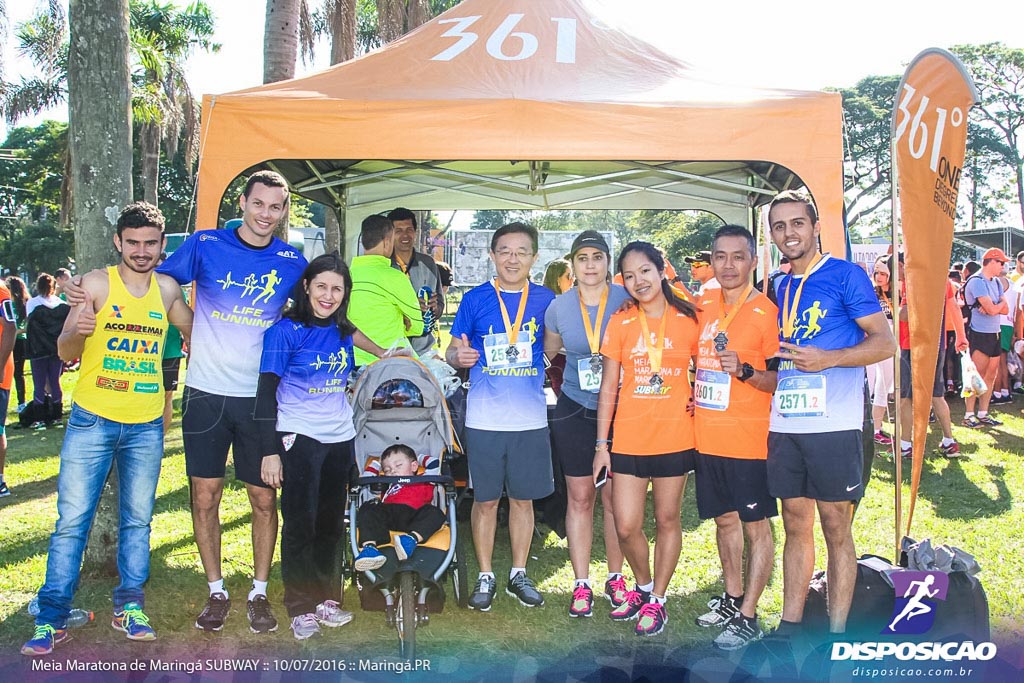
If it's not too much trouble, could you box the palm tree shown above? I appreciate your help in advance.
[1,2,67,126]
[2,1,218,211]
[130,0,219,205]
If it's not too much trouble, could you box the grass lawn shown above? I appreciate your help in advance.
[1,366,1023,679]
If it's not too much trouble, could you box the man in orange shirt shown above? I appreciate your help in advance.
[692,225,779,650]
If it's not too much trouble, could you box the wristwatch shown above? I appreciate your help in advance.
[737,363,755,383]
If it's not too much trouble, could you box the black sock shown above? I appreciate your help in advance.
[776,619,802,634]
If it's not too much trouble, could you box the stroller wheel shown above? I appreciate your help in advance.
[397,572,417,661]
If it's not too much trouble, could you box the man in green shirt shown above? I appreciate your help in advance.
[349,214,423,366]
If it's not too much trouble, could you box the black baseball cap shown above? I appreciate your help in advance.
[570,230,610,257]
[684,250,712,265]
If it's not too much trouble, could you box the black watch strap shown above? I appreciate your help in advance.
[738,363,755,382]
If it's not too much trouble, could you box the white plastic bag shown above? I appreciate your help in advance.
[960,351,988,398]
[419,355,463,398]
[1007,350,1023,384]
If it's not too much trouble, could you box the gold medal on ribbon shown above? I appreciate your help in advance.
[715,282,754,352]
[638,306,669,387]
[492,279,530,349]
[781,253,824,341]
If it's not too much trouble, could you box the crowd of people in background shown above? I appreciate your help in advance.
[4,171,1019,657]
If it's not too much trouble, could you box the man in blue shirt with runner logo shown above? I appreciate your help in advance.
[159,171,307,634]
[765,191,894,641]
[446,222,555,612]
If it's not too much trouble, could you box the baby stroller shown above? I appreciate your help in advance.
[347,357,468,660]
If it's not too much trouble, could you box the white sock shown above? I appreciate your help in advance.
[607,572,623,581]
[575,578,591,589]
[901,440,912,450]
[650,594,666,604]
[248,580,268,601]
[510,567,526,581]
[978,411,988,418]
[637,580,654,593]
[941,437,955,447]
[964,412,975,418]
[479,571,495,580]
[208,579,227,597]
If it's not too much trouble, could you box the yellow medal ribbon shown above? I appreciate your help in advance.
[638,305,669,378]
[492,279,530,345]
[717,282,755,336]
[395,254,410,275]
[781,252,824,341]
[578,287,609,355]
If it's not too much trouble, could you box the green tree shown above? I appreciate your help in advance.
[625,210,723,271]
[0,120,67,224]
[1,2,67,125]
[836,75,900,235]
[952,43,1024,228]
[130,0,219,206]
[0,215,74,276]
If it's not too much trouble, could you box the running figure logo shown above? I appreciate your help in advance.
[798,300,828,339]
[884,571,949,635]
[216,269,282,305]
[308,351,349,376]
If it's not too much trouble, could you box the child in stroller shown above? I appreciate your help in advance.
[354,444,447,571]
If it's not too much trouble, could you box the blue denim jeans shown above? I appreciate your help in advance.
[36,404,163,627]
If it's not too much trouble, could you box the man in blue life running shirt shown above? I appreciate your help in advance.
[765,191,894,641]
[446,222,556,612]
[159,170,307,634]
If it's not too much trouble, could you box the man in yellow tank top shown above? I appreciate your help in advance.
[22,203,192,657]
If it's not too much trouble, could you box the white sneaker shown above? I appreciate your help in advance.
[314,600,353,628]
[290,613,320,640]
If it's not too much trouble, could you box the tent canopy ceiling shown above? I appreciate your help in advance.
[196,0,845,253]
[265,158,801,219]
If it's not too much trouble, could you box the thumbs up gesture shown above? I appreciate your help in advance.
[77,289,96,337]
[449,333,480,369]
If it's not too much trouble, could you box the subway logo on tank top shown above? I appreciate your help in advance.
[75,266,168,422]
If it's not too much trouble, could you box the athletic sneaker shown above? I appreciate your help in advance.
[29,421,46,431]
[634,600,667,636]
[569,584,594,618]
[354,545,386,572]
[961,415,981,428]
[314,600,353,627]
[112,602,156,641]
[714,613,764,650]
[977,415,1002,426]
[610,588,650,621]
[247,594,278,633]
[195,592,230,631]
[0,481,10,497]
[990,394,1012,405]
[468,574,496,612]
[290,613,320,640]
[901,444,912,459]
[937,441,962,458]
[394,534,417,561]
[695,593,740,628]
[506,571,544,607]
[21,624,70,656]
[873,431,893,446]
[604,575,628,606]
[1014,385,1024,395]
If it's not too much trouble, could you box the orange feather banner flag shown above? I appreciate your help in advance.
[891,48,978,537]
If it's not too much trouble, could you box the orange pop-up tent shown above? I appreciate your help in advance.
[195,0,844,255]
